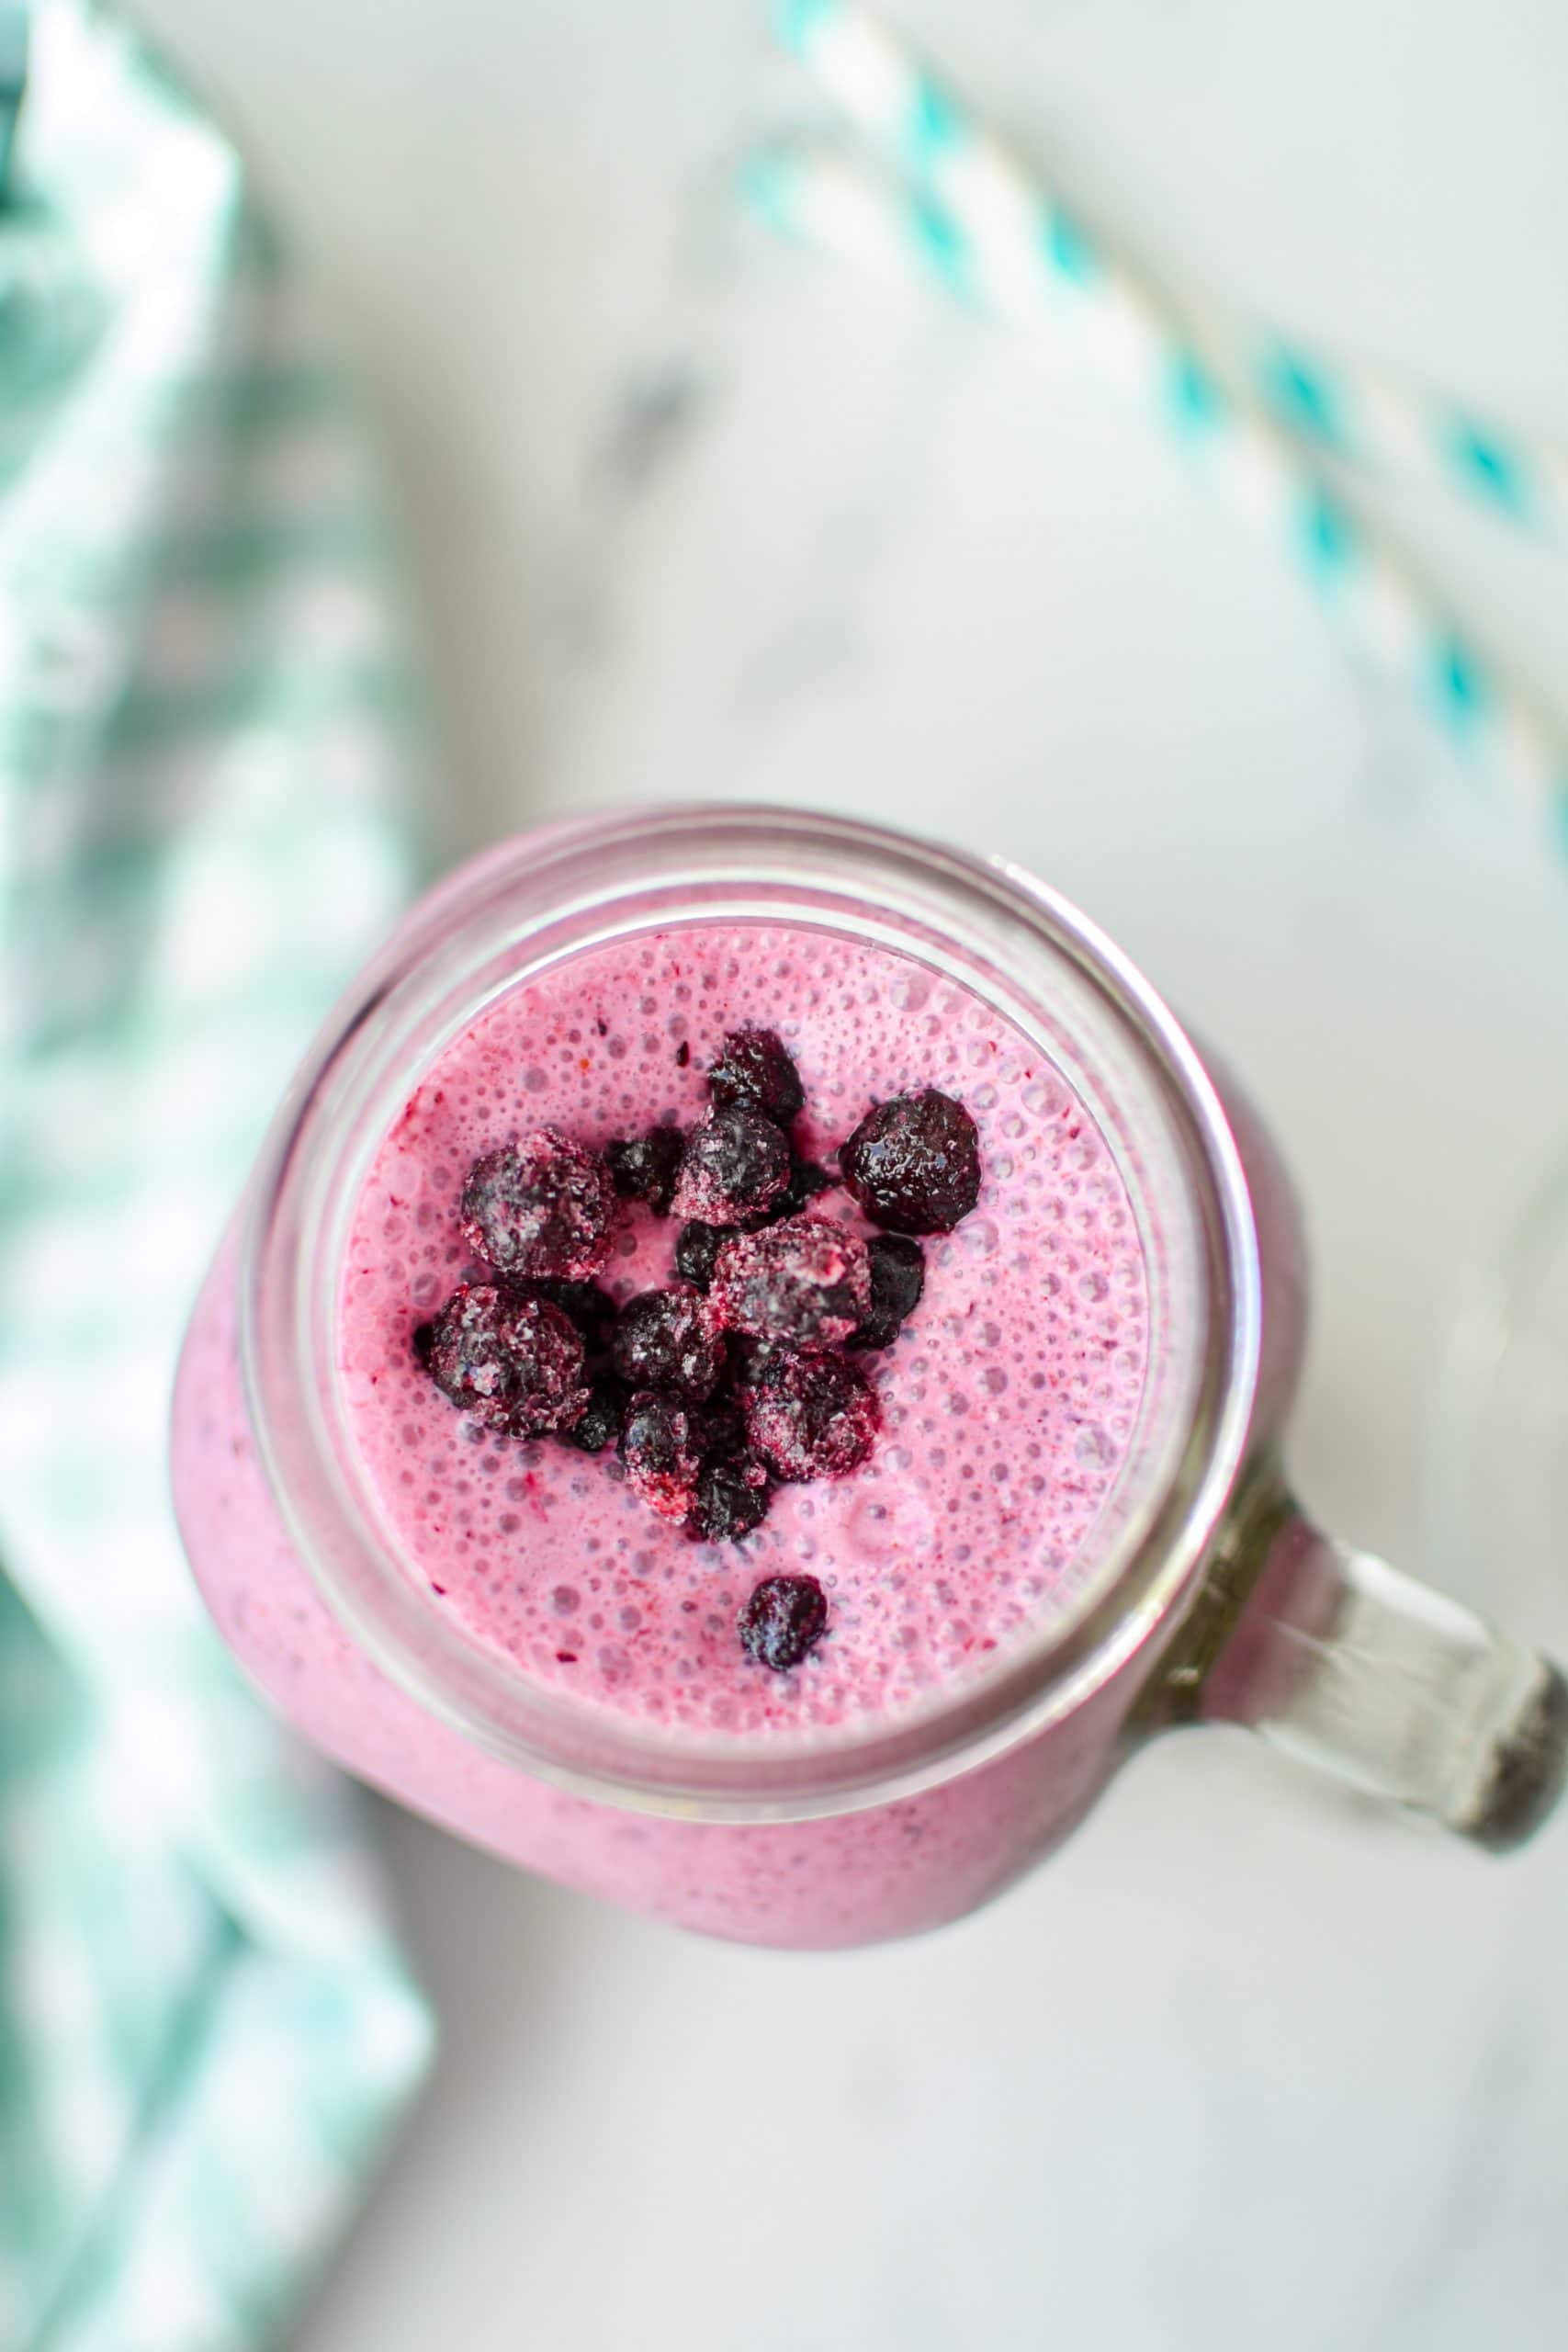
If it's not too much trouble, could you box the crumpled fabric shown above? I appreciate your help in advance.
[0,7,434,2346]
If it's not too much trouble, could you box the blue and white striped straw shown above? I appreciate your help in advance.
[773,0,1568,539]
[755,2,1568,832]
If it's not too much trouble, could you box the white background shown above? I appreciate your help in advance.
[141,4,1568,2346]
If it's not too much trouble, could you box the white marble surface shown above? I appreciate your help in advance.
[141,3,1568,2346]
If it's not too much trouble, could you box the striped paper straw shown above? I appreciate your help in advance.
[1224,325,1568,542]
[776,0,1568,540]
[755,7,1568,829]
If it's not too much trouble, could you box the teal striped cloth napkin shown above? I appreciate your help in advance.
[0,6,434,2346]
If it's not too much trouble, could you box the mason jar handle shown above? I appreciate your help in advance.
[1151,1473,1568,1850]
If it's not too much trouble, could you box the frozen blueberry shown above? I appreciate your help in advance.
[740,1345,880,1482]
[422,1283,530,1430]
[706,1027,805,1124]
[618,1389,705,1523]
[711,1213,872,1348]
[697,1394,750,1463]
[850,1233,926,1351]
[866,1231,925,1320]
[689,1453,772,1544]
[605,1125,684,1216]
[674,1218,726,1290]
[423,1283,590,1436]
[555,1375,626,1454]
[486,1296,592,1438]
[738,1574,829,1672]
[536,1279,619,1369]
[675,1159,832,1268]
[460,1130,619,1279]
[411,1319,436,1368]
[741,1153,838,1232]
[838,1089,981,1234]
[775,1155,835,1217]
[671,1103,791,1227]
[611,1285,726,1401]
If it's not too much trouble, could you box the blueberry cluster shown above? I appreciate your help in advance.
[413,1026,982,1671]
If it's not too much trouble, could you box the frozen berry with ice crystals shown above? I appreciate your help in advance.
[689,1453,772,1544]
[740,1345,879,1482]
[739,1574,828,1672]
[850,1233,926,1351]
[706,1027,805,1124]
[423,1283,590,1436]
[460,1130,618,1280]
[618,1389,705,1523]
[555,1376,626,1454]
[421,1284,524,1428]
[838,1089,980,1234]
[671,1103,790,1227]
[674,1219,725,1291]
[611,1285,726,1400]
[606,1125,683,1216]
[711,1213,872,1348]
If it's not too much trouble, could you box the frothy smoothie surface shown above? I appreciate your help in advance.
[339,926,1149,1736]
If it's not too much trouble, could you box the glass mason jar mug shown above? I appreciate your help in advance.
[170,806,1568,1948]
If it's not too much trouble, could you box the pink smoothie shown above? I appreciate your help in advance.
[170,835,1252,1948]
[340,924,1149,1736]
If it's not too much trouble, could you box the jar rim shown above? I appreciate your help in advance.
[240,805,1261,1819]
